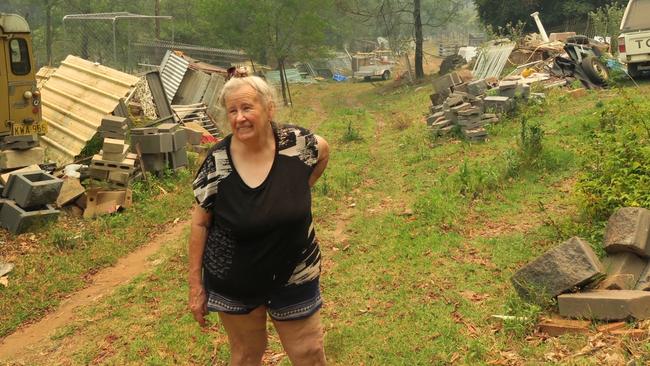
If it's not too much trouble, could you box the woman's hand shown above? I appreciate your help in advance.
[189,284,208,327]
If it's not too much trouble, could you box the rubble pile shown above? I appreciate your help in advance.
[425,72,521,142]
[512,207,650,321]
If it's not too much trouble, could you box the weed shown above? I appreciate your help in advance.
[49,227,77,251]
[502,294,543,337]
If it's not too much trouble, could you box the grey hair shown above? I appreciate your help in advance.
[217,75,278,110]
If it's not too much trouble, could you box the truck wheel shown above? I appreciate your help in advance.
[381,70,391,80]
[627,63,640,78]
[581,56,609,85]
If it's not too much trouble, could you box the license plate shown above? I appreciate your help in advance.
[12,121,48,135]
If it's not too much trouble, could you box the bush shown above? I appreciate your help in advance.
[576,95,650,220]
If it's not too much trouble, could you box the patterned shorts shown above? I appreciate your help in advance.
[205,277,322,321]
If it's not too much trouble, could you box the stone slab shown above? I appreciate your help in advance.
[558,290,650,320]
[538,318,590,336]
[56,178,86,207]
[3,171,63,209]
[604,207,650,257]
[0,147,44,170]
[468,80,488,96]
[453,83,469,94]
[598,252,648,290]
[0,201,60,234]
[511,236,604,302]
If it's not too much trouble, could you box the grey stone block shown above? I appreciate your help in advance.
[0,201,60,234]
[172,129,188,151]
[167,149,188,169]
[468,80,488,96]
[511,236,604,302]
[484,96,514,113]
[604,207,650,257]
[1,135,39,150]
[0,147,44,169]
[130,133,173,154]
[157,122,180,133]
[453,83,469,94]
[598,253,648,290]
[131,127,158,136]
[558,290,650,320]
[444,95,464,108]
[429,93,444,106]
[3,171,63,209]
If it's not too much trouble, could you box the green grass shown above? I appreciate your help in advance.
[4,81,650,364]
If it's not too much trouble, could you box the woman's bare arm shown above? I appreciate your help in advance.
[188,204,212,326]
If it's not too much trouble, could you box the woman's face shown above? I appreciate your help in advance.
[225,85,274,142]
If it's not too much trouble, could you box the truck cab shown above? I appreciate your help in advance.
[0,13,44,139]
[618,0,650,77]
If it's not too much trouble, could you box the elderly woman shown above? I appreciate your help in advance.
[189,76,329,366]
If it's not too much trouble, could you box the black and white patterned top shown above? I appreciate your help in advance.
[193,123,321,300]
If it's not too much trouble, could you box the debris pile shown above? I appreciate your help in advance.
[512,207,650,322]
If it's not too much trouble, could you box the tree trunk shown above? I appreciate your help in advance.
[414,0,424,80]
[279,59,289,106]
[154,0,161,39]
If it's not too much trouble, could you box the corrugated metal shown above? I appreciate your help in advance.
[172,69,212,105]
[39,55,139,165]
[160,50,189,104]
[145,71,173,118]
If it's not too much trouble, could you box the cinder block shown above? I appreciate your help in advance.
[511,237,604,302]
[101,115,129,130]
[101,131,128,140]
[102,138,126,153]
[0,164,41,185]
[167,149,188,169]
[90,155,135,173]
[141,153,167,172]
[444,95,464,108]
[1,135,39,150]
[0,201,60,234]
[604,207,650,257]
[181,127,203,146]
[468,80,488,96]
[598,252,648,290]
[101,144,130,162]
[157,123,180,133]
[484,96,514,113]
[83,188,133,219]
[88,168,109,181]
[130,133,173,154]
[0,147,44,169]
[108,170,130,185]
[131,127,158,135]
[453,83,469,94]
[558,290,650,320]
[3,171,63,209]
[172,129,188,151]
[429,93,443,106]
[56,178,86,207]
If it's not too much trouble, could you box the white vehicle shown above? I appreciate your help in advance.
[618,0,650,77]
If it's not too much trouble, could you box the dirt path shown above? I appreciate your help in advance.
[0,220,190,362]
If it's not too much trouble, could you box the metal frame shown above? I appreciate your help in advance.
[62,12,174,67]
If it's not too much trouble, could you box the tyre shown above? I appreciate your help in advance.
[566,35,590,45]
[628,63,640,78]
[363,76,371,81]
[581,56,609,85]
[381,70,391,80]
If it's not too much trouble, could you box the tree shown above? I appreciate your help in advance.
[474,0,627,33]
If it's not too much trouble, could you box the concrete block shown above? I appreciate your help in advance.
[88,168,109,181]
[484,96,514,113]
[56,178,86,207]
[131,133,173,154]
[90,155,135,173]
[0,164,41,185]
[102,138,126,153]
[636,263,650,290]
[0,201,60,234]
[428,119,452,132]
[101,115,129,130]
[101,144,130,162]
[429,93,444,106]
[167,149,188,169]
[598,252,648,290]
[172,129,188,151]
[451,102,471,113]
[181,127,203,146]
[108,170,130,185]
[1,135,39,150]
[444,109,457,123]
[453,83,469,94]
[141,153,167,172]
[157,122,180,133]
[604,207,650,257]
[0,147,44,169]
[101,131,128,140]
[558,290,650,320]
[444,95,464,108]
[468,80,488,96]
[84,189,133,219]
[130,127,158,136]
[3,171,63,209]
[511,236,604,302]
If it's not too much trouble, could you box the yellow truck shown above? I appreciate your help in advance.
[0,13,44,140]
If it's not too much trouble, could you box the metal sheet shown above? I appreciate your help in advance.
[39,55,139,165]
[472,41,516,80]
[159,50,189,104]
[145,71,173,118]
[172,69,211,105]
[264,69,315,85]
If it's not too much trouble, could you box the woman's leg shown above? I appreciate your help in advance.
[218,306,268,366]
[272,310,326,366]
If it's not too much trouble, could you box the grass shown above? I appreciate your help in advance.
[3,80,650,364]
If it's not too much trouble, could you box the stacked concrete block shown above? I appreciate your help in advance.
[0,134,39,150]
[89,137,137,188]
[511,237,604,303]
[498,81,531,100]
[467,79,488,97]
[483,96,515,114]
[426,91,498,141]
[99,115,129,140]
[432,72,463,98]
[131,124,188,173]
[0,170,62,234]
[0,134,44,170]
